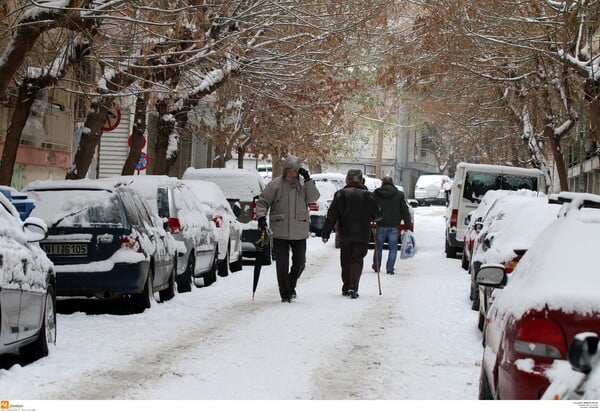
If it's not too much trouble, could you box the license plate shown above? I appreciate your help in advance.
[43,243,88,256]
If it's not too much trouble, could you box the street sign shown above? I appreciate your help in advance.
[102,102,121,132]
[128,134,146,148]
[135,153,149,171]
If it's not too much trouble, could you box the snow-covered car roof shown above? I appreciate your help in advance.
[472,194,559,264]
[182,167,264,201]
[491,198,600,319]
[24,178,122,192]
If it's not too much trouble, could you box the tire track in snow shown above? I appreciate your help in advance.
[45,238,335,400]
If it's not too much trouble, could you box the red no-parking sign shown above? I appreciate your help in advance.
[102,102,121,132]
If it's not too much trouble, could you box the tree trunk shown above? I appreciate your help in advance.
[66,97,113,179]
[122,95,148,175]
[151,99,174,175]
[0,77,49,185]
[544,124,568,191]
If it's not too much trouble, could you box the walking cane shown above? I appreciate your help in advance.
[372,226,382,295]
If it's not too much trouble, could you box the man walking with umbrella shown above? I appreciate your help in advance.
[256,155,320,303]
[321,169,382,299]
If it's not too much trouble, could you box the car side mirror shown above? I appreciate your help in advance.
[476,264,507,288]
[568,332,599,375]
[23,216,48,242]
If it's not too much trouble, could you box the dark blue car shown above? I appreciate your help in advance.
[25,179,177,313]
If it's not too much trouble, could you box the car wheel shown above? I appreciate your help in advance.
[133,268,154,313]
[478,365,494,400]
[445,239,457,259]
[461,251,469,271]
[159,261,176,302]
[218,246,230,277]
[204,250,218,286]
[20,283,56,362]
[478,311,485,331]
[229,241,243,272]
[177,255,194,293]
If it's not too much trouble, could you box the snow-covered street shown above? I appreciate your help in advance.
[0,206,482,400]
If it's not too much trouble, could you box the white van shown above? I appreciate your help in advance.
[414,174,453,206]
[444,162,547,258]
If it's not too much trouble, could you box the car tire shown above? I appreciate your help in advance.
[204,250,218,285]
[133,268,154,313]
[177,255,194,293]
[445,239,457,259]
[20,283,56,362]
[478,365,494,400]
[159,261,176,302]
[229,242,243,273]
[478,311,485,331]
[461,251,469,271]
[218,246,230,277]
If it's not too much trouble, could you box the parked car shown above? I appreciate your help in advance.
[257,164,273,182]
[309,180,337,236]
[106,175,222,290]
[542,332,600,400]
[467,192,559,330]
[181,179,243,276]
[414,174,453,206]
[0,185,36,220]
[445,162,547,259]
[0,193,56,363]
[461,190,520,271]
[25,179,178,313]
[476,192,600,400]
[182,167,269,263]
[311,172,346,190]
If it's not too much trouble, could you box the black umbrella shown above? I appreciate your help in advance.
[252,227,270,299]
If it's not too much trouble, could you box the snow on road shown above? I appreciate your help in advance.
[0,206,482,400]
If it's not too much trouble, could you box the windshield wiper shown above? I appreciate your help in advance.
[52,208,87,228]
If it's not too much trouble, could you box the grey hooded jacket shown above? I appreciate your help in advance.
[256,155,320,240]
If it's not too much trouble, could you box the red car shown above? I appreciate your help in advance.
[477,192,600,400]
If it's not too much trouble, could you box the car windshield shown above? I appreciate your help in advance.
[29,189,124,228]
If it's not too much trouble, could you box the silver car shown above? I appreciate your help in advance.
[0,192,56,363]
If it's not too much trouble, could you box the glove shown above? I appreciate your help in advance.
[298,167,310,181]
[258,216,268,229]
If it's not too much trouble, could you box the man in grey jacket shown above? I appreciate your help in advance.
[256,155,320,303]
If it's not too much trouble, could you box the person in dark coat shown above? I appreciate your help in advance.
[372,176,412,274]
[256,155,320,303]
[321,169,382,299]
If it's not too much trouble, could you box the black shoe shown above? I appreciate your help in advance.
[342,291,349,296]
[348,290,359,299]
[387,270,395,275]
[371,264,378,272]
[281,297,292,303]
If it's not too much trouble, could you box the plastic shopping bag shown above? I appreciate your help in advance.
[400,230,416,259]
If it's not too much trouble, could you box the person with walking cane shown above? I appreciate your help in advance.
[256,155,320,303]
[321,169,382,299]
[372,176,412,275]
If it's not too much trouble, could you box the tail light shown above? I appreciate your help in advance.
[505,249,526,273]
[167,217,181,234]
[119,235,142,253]
[251,198,257,220]
[450,209,458,228]
[308,202,319,211]
[515,317,566,359]
[213,215,223,228]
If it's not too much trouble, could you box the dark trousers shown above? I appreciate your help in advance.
[273,238,306,299]
[339,242,368,293]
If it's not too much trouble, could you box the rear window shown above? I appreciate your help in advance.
[29,189,124,228]
[463,172,538,202]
